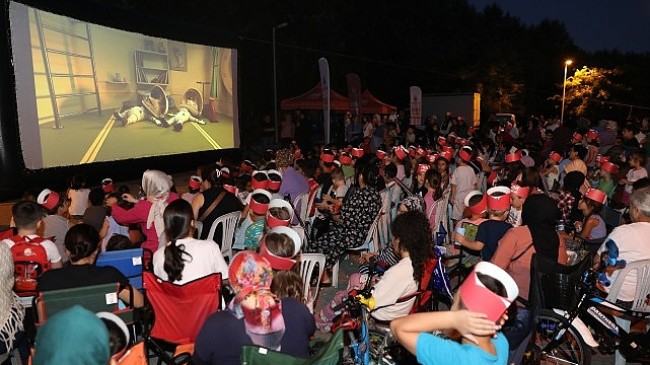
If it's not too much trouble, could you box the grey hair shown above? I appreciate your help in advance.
[630,187,650,218]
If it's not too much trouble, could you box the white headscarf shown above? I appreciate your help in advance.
[142,170,173,249]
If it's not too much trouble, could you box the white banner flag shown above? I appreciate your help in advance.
[410,86,422,126]
[319,58,331,144]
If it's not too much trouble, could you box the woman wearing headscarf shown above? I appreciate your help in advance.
[193,252,314,365]
[0,244,24,363]
[490,194,569,301]
[110,169,179,253]
[490,194,569,364]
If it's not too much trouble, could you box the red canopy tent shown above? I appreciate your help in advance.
[359,89,397,114]
[280,82,350,111]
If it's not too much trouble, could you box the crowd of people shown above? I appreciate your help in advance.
[1,110,650,365]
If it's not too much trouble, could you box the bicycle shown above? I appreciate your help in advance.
[527,254,650,365]
[329,259,420,365]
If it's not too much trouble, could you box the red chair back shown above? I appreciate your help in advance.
[410,256,438,314]
[143,272,221,344]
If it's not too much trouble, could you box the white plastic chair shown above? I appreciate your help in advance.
[205,211,241,262]
[332,212,382,287]
[299,253,326,313]
[606,259,650,365]
[194,221,203,238]
[293,192,310,223]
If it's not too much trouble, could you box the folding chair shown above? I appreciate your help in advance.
[240,328,343,365]
[205,211,241,262]
[299,253,326,313]
[33,282,134,325]
[96,248,145,290]
[142,272,222,365]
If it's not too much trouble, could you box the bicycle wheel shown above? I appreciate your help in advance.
[530,309,591,365]
[368,329,418,365]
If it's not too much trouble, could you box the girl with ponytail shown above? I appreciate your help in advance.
[152,199,229,284]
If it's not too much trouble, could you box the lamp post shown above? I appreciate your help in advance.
[273,22,288,144]
[560,59,573,125]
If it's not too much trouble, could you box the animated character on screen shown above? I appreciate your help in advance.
[113,85,168,127]
[163,88,207,132]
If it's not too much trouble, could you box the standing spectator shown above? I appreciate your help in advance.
[371,114,384,151]
[67,174,90,219]
[450,151,478,222]
[599,120,618,155]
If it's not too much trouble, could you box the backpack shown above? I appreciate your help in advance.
[409,247,454,314]
[9,235,50,294]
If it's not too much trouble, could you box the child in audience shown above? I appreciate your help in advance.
[569,188,607,246]
[541,151,562,191]
[105,234,132,252]
[82,187,109,239]
[233,190,271,251]
[423,168,444,232]
[597,161,619,199]
[3,201,63,270]
[507,182,530,227]
[455,187,512,261]
[391,262,517,365]
[619,149,648,205]
[38,189,70,262]
[450,149,478,222]
[318,168,347,215]
[67,174,90,218]
[449,191,488,261]
[182,175,202,204]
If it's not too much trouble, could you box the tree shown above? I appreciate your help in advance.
[550,66,624,117]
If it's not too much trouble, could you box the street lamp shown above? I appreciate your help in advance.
[273,22,288,144]
[560,59,573,125]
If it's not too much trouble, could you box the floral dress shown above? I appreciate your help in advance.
[308,187,381,269]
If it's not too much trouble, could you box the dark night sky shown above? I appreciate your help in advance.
[466,0,650,53]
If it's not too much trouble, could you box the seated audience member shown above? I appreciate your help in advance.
[391,262,517,365]
[315,210,434,330]
[32,306,110,365]
[3,201,63,270]
[105,234,133,252]
[307,155,382,284]
[152,199,229,285]
[37,224,143,308]
[568,188,607,246]
[0,244,24,363]
[490,194,568,364]
[37,189,71,262]
[194,252,314,364]
[83,187,110,239]
[182,175,203,204]
[102,192,131,251]
[455,187,511,261]
[619,149,648,206]
[110,170,179,253]
[598,187,650,308]
[96,312,130,363]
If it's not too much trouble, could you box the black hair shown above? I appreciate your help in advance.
[100,318,127,357]
[391,210,434,283]
[162,199,194,282]
[88,187,106,207]
[355,155,380,190]
[468,193,484,207]
[623,123,640,135]
[630,148,647,165]
[424,168,443,200]
[70,174,87,190]
[12,201,45,230]
[384,163,397,180]
[22,188,40,202]
[64,224,100,262]
[106,234,132,252]
[476,272,507,298]
[236,173,251,191]
[296,158,318,179]
[570,144,587,160]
